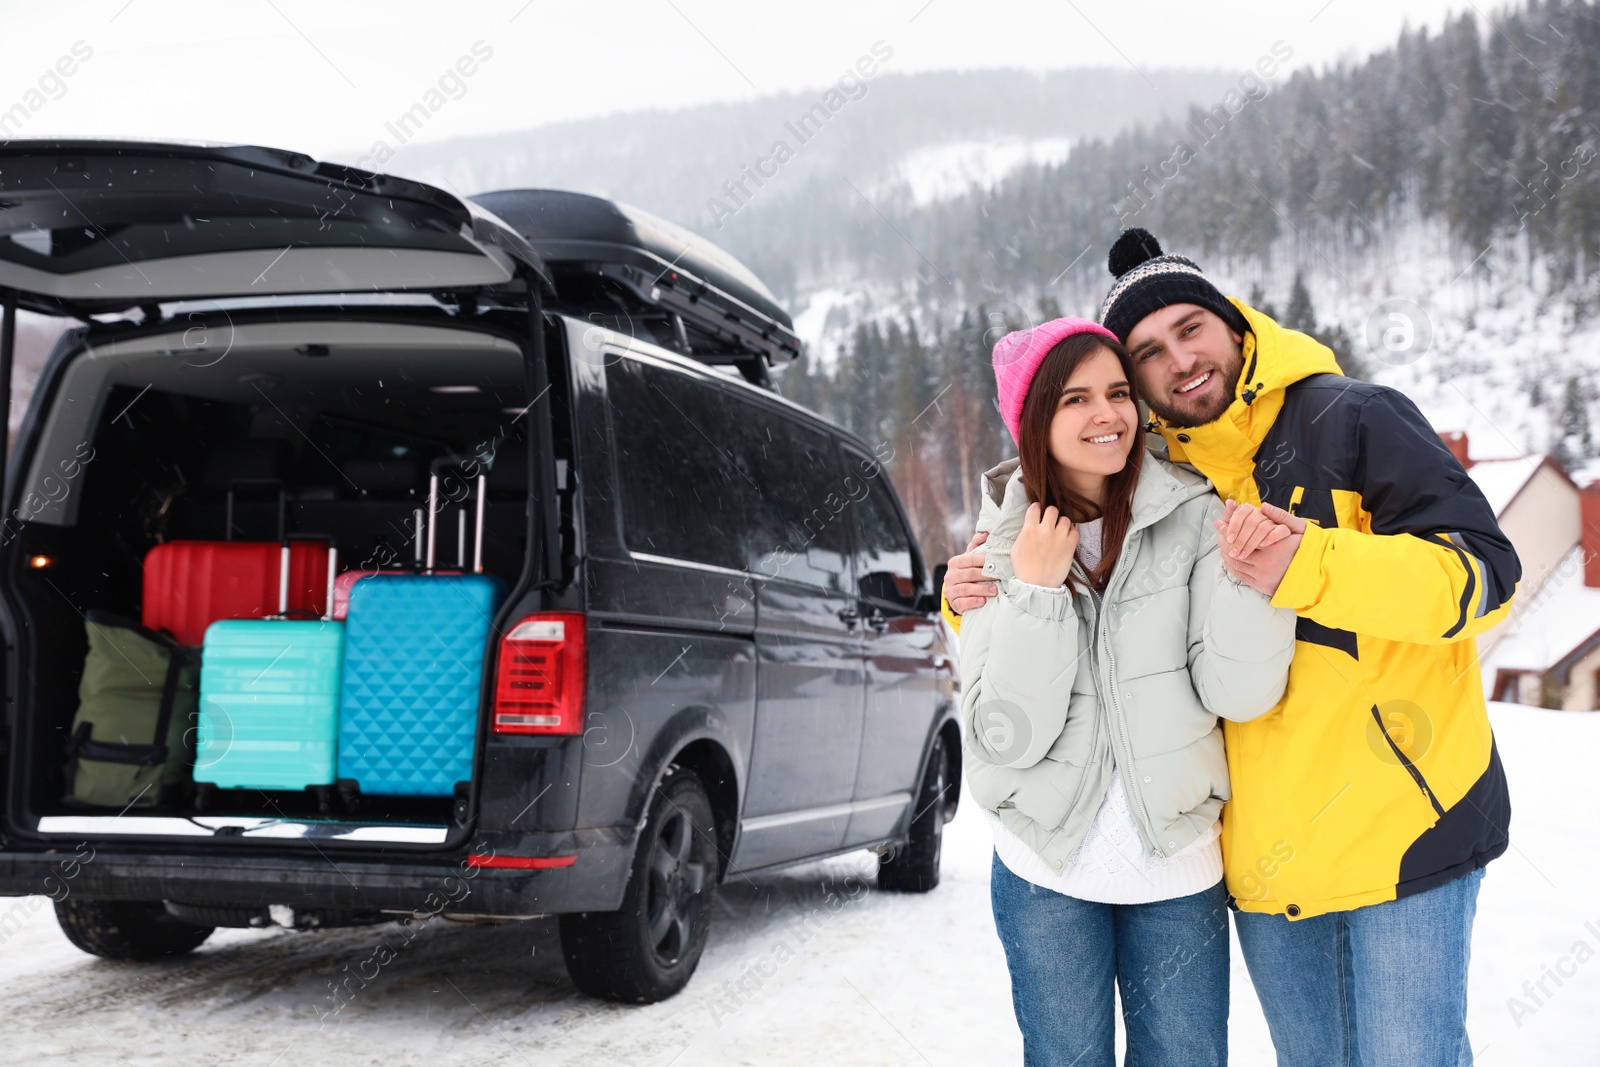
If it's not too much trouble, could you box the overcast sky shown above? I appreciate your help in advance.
[2,0,1485,160]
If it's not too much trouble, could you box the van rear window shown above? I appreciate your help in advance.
[604,358,853,592]
[605,359,755,571]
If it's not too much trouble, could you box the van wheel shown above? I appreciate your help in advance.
[877,736,946,893]
[54,899,214,961]
[559,765,716,1003]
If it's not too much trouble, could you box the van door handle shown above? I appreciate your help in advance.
[836,605,858,629]
[866,610,888,634]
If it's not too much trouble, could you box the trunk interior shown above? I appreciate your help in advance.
[4,315,534,844]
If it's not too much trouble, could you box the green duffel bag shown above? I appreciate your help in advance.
[64,611,200,809]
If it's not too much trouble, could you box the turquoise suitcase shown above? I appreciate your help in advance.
[195,618,345,790]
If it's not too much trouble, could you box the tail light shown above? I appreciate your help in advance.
[492,612,586,735]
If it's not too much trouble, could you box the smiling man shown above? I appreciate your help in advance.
[943,228,1520,1066]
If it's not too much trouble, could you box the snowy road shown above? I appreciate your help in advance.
[4,703,1597,1066]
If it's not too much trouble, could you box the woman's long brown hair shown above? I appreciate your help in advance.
[1015,333,1144,592]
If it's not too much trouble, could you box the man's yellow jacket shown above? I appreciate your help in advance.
[946,301,1518,919]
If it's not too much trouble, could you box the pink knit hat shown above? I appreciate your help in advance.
[992,317,1119,443]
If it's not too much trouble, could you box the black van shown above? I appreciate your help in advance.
[0,142,958,1003]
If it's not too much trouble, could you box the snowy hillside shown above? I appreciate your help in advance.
[783,217,1599,531]
[362,68,1231,243]
[869,136,1075,205]
[1219,221,1600,464]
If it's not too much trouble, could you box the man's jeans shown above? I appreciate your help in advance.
[990,853,1231,1067]
[1234,867,1485,1067]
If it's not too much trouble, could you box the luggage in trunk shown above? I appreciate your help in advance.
[336,463,504,797]
[143,483,333,646]
[193,507,344,793]
[195,615,345,793]
[64,612,200,809]
[327,504,466,621]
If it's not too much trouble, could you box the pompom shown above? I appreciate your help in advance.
[1108,228,1163,279]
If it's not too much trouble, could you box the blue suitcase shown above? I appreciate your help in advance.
[336,461,505,797]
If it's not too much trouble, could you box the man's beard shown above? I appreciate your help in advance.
[1144,361,1243,429]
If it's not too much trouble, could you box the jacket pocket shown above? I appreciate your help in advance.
[1369,704,1447,819]
[1011,754,1093,831]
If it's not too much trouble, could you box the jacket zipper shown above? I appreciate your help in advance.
[1370,705,1447,819]
[1087,531,1165,859]
[1060,558,1098,829]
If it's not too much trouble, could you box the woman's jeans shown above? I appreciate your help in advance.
[1232,867,1484,1067]
[990,853,1231,1067]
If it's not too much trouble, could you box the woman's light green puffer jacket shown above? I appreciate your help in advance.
[959,453,1297,874]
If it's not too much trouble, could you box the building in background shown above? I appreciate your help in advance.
[1443,431,1600,711]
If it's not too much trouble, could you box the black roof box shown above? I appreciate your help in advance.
[471,190,799,383]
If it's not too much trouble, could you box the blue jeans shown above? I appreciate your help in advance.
[1234,867,1485,1067]
[989,853,1231,1067]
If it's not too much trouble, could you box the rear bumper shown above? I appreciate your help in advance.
[0,827,635,915]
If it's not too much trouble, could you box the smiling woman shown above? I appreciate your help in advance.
[954,314,1297,1067]
[1010,327,1142,593]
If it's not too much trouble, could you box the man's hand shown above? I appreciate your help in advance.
[943,531,996,614]
[1216,499,1294,560]
[1217,502,1306,597]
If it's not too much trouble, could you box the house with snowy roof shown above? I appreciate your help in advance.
[1440,432,1600,711]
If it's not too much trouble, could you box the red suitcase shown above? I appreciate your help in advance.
[144,540,335,647]
[143,483,336,646]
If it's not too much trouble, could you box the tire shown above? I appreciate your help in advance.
[54,898,214,961]
[559,765,717,1003]
[878,735,947,893]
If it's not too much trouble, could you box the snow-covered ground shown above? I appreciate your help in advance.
[2,703,1595,1064]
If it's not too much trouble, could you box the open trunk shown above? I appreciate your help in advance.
[0,140,560,852]
[6,315,537,845]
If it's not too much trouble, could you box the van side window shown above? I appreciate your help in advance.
[844,451,921,608]
[605,358,757,571]
[742,420,852,593]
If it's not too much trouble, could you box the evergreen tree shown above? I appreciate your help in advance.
[1436,13,1508,256]
[1284,271,1317,333]
[1559,375,1592,465]
[1247,282,1279,321]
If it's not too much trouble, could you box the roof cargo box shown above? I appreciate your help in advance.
[471,189,798,385]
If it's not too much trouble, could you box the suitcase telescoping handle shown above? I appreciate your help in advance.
[425,456,487,575]
[224,478,287,545]
[225,479,294,613]
[226,478,338,619]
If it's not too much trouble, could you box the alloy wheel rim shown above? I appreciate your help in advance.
[645,806,706,964]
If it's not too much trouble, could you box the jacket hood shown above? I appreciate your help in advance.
[975,451,1213,545]
[1152,300,1344,502]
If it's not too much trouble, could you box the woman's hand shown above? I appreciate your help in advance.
[1215,501,1304,597]
[1011,502,1079,588]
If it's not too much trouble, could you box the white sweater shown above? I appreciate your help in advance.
[983,516,1223,904]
